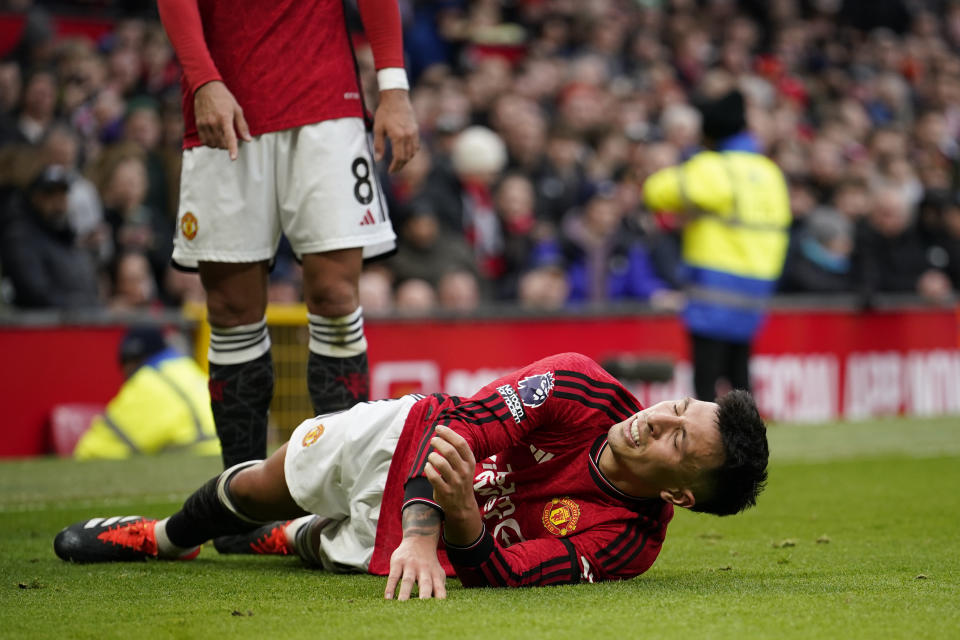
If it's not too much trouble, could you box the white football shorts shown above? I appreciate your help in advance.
[283,394,421,572]
[172,117,396,269]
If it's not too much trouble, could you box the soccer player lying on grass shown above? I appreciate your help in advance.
[54,352,768,600]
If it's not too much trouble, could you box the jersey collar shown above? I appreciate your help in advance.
[588,434,658,505]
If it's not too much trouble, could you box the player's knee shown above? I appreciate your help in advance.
[206,294,266,327]
[226,446,300,521]
[226,463,275,520]
[303,279,359,318]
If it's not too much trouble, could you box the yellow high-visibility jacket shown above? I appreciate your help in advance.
[644,148,792,341]
[74,350,219,460]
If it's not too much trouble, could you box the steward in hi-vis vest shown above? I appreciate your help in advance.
[643,81,791,400]
[74,328,219,460]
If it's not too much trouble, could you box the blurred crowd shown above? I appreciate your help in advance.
[1,0,959,316]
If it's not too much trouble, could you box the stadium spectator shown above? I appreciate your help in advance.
[107,44,142,99]
[7,8,57,72]
[162,266,205,307]
[780,206,854,294]
[659,103,702,158]
[549,185,676,307]
[0,165,101,309]
[73,326,219,460]
[386,142,433,215]
[121,99,171,220]
[851,185,954,305]
[394,277,437,314]
[155,0,419,476]
[3,0,960,311]
[436,269,481,313]
[16,69,57,145]
[832,178,873,222]
[384,206,478,297]
[99,153,170,295]
[0,60,21,115]
[0,61,23,145]
[491,93,548,174]
[55,39,103,121]
[494,172,549,300]
[109,250,160,312]
[424,125,508,286]
[90,85,127,146]
[516,265,570,311]
[39,124,111,265]
[533,125,590,228]
[357,266,394,315]
[643,76,792,401]
[54,352,769,600]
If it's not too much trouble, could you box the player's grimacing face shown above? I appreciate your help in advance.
[604,398,724,497]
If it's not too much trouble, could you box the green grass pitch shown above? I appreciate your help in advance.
[2,417,958,639]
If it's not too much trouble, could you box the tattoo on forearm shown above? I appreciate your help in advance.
[402,503,442,538]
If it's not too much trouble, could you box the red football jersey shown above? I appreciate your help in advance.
[178,0,364,148]
[369,353,674,587]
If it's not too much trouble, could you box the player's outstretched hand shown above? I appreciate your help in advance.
[385,522,447,601]
[194,80,253,161]
[373,89,420,173]
[425,425,483,545]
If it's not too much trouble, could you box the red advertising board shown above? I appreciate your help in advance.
[362,307,960,424]
[0,326,126,457]
[1,306,958,457]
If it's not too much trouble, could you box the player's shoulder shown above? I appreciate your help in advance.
[541,352,603,371]
[548,353,642,414]
[546,352,618,383]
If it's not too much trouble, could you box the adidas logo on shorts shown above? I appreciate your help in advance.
[359,209,376,226]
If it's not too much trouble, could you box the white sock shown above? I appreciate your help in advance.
[288,515,327,566]
[307,308,367,357]
[154,517,201,559]
[208,318,271,365]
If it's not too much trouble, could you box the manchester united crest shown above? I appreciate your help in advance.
[542,497,581,536]
[180,212,198,240]
[301,424,325,448]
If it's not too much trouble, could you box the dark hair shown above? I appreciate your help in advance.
[118,326,167,364]
[694,89,746,144]
[691,390,769,516]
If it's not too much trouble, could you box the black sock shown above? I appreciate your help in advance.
[165,467,261,548]
[209,351,274,468]
[307,351,369,415]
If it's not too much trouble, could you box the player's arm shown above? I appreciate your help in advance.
[425,425,582,587]
[424,426,575,588]
[356,0,419,172]
[426,425,665,588]
[156,0,251,159]
[424,426,483,544]
[643,165,687,213]
[446,532,644,588]
[408,353,619,490]
[446,521,662,589]
[384,502,447,600]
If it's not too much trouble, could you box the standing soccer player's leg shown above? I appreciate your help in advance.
[200,261,275,468]
[302,249,369,414]
[281,118,396,416]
